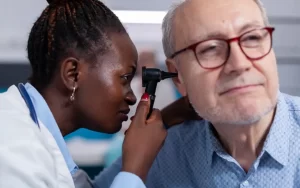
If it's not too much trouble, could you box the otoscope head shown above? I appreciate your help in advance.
[142,66,178,119]
[142,67,161,87]
[142,66,178,87]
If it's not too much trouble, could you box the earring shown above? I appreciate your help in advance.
[70,85,76,102]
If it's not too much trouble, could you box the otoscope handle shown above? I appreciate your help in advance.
[147,94,156,119]
[142,66,178,119]
[145,81,158,119]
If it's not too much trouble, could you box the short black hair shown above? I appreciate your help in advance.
[27,0,127,88]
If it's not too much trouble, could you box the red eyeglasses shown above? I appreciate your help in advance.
[170,27,275,69]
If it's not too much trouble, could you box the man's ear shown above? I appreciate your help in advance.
[60,57,83,91]
[166,58,187,96]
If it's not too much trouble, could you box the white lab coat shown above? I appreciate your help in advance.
[0,85,74,188]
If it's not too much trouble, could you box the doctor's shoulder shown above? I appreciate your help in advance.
[0,86,66,188]
[0,85,40,133]
[0,85,51,160]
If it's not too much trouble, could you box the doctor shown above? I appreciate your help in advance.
[0,0,197,187]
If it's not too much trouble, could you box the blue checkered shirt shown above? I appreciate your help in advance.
[93,92,300,188]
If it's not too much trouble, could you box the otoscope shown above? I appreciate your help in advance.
[142,66,178,119]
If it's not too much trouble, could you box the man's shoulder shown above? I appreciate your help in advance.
[161,120,207,153]
[277,93,300,136]
[145,120,208,186]
[281,92,300,120]
[167,120,207,138]
[281,92,300,110]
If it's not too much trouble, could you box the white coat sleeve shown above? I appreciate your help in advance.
[0,126,57,188]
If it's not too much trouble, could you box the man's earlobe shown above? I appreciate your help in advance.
[166,58,187,96]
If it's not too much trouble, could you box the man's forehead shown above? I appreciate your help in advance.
[177,0,261,18]
[173,0,264,48]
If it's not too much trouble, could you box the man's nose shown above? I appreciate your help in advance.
[223,42,253,75]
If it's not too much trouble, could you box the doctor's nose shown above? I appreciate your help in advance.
[125,91,137,106]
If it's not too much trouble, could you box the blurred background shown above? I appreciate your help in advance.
[0,0,299,178]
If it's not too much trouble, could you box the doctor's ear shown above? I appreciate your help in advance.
[60,57,82,91]
[166,58,187,96]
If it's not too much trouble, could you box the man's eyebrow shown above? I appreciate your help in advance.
[188,31,228,44]
[187,21,264,44]
[238,21,264,33]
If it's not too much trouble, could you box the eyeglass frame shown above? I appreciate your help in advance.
[169,27,275,69]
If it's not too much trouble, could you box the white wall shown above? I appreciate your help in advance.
[0,0,299,63]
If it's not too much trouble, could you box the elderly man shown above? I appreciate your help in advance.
[94,0,300,187]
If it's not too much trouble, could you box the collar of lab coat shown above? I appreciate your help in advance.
[24,83,78,175]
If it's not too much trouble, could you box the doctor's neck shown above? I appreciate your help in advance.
[36,82,80,136]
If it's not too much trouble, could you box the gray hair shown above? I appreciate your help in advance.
[162,0,270,58]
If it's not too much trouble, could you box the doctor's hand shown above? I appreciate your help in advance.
[161,96,202,127]
[122,92,167,182]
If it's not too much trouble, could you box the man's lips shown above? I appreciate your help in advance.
[220,84,261,95]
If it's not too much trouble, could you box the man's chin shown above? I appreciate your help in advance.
[204,103,275,126]
[219,105,274,126]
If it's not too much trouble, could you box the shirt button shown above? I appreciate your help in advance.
[242,180,249,186]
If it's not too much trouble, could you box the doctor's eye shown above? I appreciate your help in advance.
[121,74,133,82]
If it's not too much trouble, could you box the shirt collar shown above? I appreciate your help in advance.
[205,121,225,166]
[205,92,291,167]
[24,83,78,175]
[262,92,291,166]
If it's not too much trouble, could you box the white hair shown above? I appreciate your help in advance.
[162,0,270,58]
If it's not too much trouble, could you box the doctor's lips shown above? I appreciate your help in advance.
[219,84,262,95]
[118,108,130,121]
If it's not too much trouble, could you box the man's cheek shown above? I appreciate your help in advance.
[187,80,205,100]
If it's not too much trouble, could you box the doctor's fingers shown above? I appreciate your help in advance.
[126,109,164,135]
[132,93,150,125]
[144,109,167,145]
[145,108,162,124]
